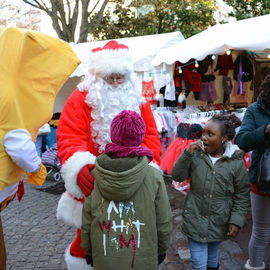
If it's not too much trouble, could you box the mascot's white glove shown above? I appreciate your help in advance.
[3,129,41,173]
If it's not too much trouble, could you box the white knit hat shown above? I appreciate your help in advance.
[88,40,134,77]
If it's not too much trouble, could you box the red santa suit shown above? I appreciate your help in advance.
[56,41,162,269]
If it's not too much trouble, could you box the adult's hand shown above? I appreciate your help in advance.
[77,164,95,196]
[265,124,270,139]
[227,224,240,238]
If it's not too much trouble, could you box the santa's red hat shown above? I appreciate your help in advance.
[88,40,133,77]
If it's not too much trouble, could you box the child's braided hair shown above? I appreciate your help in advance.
[210,114,241,140]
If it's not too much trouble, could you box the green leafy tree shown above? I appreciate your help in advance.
[224,0,270,20]
[91,0,217,40]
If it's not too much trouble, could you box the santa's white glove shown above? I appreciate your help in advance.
[3,129,41,173]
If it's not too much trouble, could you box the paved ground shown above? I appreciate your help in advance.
[2,176,270,270]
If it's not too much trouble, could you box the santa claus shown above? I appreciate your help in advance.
[56,40,162,269]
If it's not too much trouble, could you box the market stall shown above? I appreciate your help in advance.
[153,14,270,107]
[148,15,270,194]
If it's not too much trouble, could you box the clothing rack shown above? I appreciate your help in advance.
[186,107,246,120]
[186,110,217,120]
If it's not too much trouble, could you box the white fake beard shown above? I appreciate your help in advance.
[81,74,145,153]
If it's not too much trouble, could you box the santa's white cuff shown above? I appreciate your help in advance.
[65,244,93,269]
[61,151,96,198]
[56,191,83,228]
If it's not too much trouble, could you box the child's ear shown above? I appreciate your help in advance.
[221,135,228,144]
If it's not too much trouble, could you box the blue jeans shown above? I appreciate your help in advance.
[188,238,220,270]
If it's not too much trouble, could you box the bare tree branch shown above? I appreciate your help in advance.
[22,0,110,42]
[50,0,67,40]
[22,0,50,13]
[78,0,92,42]
[66,0,71,22]
[89,0,109,29]
[70,0,79,34]
[88,0,101,15]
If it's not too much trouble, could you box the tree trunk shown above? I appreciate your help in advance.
[22,0,109,43]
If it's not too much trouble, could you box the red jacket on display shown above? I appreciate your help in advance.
[184,69,202,92]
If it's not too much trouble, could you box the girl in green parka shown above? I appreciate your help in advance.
[81,110,173,270]
[172,114,250,270]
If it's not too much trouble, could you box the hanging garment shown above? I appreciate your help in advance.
[201,74,216,82]
[222,76,233,103]
[164,73,176,101]
[173,61,183,88]
[159,86,178,107]
[161,130,200,195]
[142,80,157,104]
[161,138,196,175]
[177,123,203,139]
[161,123,202,175]
[152,112,163,133]
[162,138,194,195]
[233,55,253,82]
[199,81,219,102]
[222,76,233,95]
[184,69,202,92]
[198,55,214,74]
[215,54,234,76]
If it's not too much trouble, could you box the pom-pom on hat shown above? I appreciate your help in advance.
[110,110,145,147]
[88,40,134,77]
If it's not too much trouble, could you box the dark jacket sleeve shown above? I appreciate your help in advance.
[171,149,193,182]
[229,160,250,228]
[155,174,173,254]
[81,195,93,256]
[235,107,267,152]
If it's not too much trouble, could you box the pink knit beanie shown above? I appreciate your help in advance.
[110,110,145,147]
[105,110,154,162]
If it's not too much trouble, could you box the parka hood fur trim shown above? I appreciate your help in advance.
[149,161,161,170]
[223,141,240,158]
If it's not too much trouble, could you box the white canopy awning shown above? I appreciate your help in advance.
[153,14,270,66]
[70,31,184,77]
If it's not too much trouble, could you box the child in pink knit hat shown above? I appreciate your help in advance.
[105,110,154,161]
[81,110,172,270]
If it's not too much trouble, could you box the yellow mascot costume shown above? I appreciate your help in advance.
[0,26,80,270]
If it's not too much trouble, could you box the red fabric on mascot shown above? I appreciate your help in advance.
[56,40,162,269]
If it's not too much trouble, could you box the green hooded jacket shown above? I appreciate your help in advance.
[171,142,250,243]
[81,154,172,270]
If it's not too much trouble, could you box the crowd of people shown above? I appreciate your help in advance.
[1,36,270,270]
